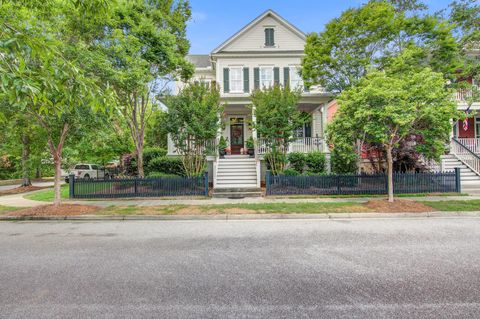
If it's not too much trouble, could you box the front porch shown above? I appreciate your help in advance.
[167,102,329,157]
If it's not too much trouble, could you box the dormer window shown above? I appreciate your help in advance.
[265,28,275,46]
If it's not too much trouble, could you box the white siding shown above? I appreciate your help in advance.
[222,16,305,52]
[217,56,303,97]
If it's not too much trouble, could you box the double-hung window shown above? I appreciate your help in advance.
[229,67,243,93]
[260,67,273,88]
[290,66,303,89]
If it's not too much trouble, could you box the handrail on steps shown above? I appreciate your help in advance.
[451,138,480,175]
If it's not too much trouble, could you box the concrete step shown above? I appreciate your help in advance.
[460,180,480,186]
[223,155,251,159]
[212,187,263,198]
[217,171,257,176]
[215,183,259,189]
[217,176,257,181]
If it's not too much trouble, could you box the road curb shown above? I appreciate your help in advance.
[2,211,480,221]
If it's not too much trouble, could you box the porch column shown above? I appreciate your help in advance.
[322,103,329,153]
[251,106,257,139]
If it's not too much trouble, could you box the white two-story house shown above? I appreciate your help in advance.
[168,9,333,195]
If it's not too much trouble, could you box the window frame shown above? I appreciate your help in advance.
[229,67,244,93]
[289,66,303,90]
[264,28,275,47]
[260,66,274,89]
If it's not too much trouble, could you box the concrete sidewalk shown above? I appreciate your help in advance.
[1,189,480,208]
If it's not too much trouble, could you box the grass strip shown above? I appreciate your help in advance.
[24,185,69,202]
[98,202,371,216]
[0,205,19,215]
[422,200,480,211]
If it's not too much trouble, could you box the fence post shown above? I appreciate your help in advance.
[266,170,271,196]
[134,178,138,195]
[69,174,75,199]
[204,171,209,197]
[455,167,462,193]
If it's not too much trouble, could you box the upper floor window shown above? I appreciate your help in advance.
[260,67,274,88]
[265,28,275,46]
[229,67,243,93]
[290,67,303,89]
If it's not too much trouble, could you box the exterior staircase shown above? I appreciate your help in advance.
[442,154,480,194]
[212,155,262,198]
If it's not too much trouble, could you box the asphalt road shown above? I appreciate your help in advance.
[1,218,480,318]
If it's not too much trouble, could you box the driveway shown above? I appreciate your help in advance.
[0,181,57,192]
[1,218,480,318]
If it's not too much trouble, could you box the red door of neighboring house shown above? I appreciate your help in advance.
[458,118,476,138]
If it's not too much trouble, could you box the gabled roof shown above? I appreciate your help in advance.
[211,9,306,54]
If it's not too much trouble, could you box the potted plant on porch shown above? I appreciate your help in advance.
[246,136,255,158]
[218,136,228,158]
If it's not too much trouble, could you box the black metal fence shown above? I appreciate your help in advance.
[69,172,209,199]
[265,169,461,196]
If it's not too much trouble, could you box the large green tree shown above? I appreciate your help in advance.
[0,1,109,204]
[329,60,460,202]
[90,0,194,177]
[302,1,459,93]
[165,82,222,177]
[250,85,303,175]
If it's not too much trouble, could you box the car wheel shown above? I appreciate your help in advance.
[84,174,90,179]
[104,173,109,180]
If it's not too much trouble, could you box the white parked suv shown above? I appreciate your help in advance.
[65,164,109,182]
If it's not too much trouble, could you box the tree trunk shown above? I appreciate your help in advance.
[53,155,62,206]
[21,134,32,187]
[386,145,394,203]
[136,144,144,177]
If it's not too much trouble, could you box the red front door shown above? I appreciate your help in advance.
[230,119,244,155]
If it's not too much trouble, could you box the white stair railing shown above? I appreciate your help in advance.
[451,138,480,175]
[256,137,324,155]
[456,138,480,154]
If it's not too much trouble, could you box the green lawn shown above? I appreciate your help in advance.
[0,205,18,214]
[24,185,69,202]
[422,200,480,211]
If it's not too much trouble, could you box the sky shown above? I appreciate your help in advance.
[186,0,454,54]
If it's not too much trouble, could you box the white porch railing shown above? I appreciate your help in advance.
[167,137,217,156]
[456,138,480,154]
[451,138,480,175]
[256,137,324,155]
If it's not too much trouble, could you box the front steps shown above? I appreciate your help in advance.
[442,154,480,194]
[213,155,261,198]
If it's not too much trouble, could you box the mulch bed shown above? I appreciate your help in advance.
[7,204,100,217]
[0,185,49,196]
[365,199,435,213]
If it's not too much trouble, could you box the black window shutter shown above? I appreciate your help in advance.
[223,68,229,93]
[283,67,290,87]
[273,67,280,85]
[305,122,312,138]
[265,28,274,46]
[254,68,260,90]
[243,67,249,93]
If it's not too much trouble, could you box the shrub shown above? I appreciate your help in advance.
[287,152,306,173]
[282,168,300,176]
[146,156,185,176]
[264,151,287,175]
[143,147,167,167]
[147,171,180,178]
[331,147,357,174]
[305,151,326,174]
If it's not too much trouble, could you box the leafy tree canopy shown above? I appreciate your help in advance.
[328,51,461,201]
[302,0,460,93]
